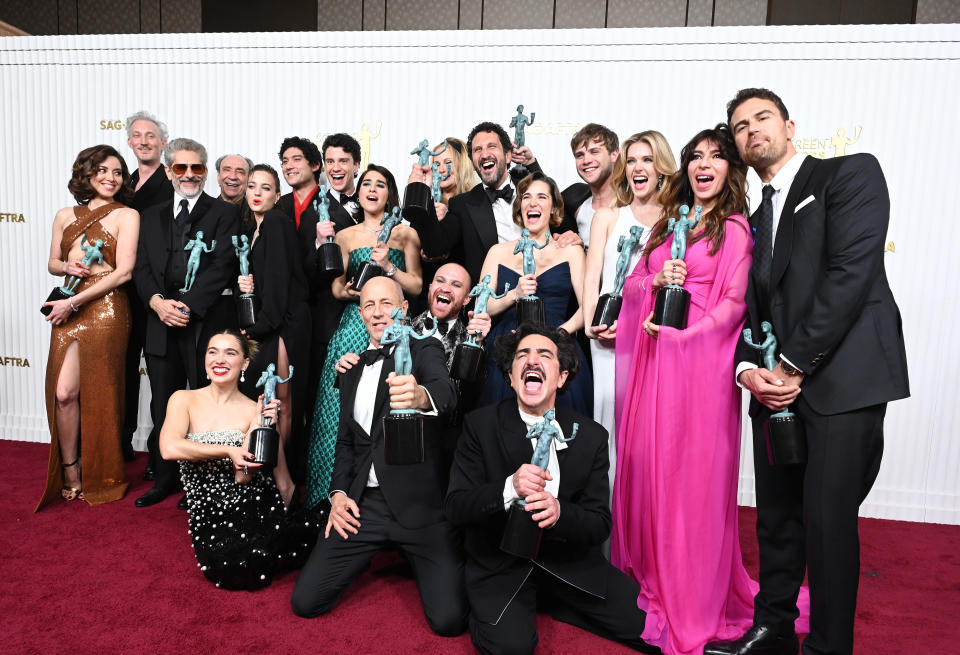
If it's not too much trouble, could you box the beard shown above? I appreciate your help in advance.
[744,138,788,169]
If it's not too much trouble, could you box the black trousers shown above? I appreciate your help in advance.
[469,565,658,655]
[291,487,468,637]
[752,396,886,655]
[121,284,146,449]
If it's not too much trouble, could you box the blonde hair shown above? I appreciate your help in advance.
[433,137,477,201]
[613,130,678,208]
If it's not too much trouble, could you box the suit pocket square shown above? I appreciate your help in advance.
[795,195,815,212]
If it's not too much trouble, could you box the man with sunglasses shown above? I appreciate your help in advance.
[132,138,240,508]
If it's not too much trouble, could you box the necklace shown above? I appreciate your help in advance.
[362,222,382,236]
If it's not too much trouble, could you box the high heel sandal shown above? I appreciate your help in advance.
[61,459,83,502]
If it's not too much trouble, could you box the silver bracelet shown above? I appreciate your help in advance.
[69,299,79,312]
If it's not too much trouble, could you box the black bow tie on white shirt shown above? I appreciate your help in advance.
[485,185,513,204]
[360,346,393,366]
[340,192,359,207]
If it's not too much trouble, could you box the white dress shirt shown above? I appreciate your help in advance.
[328,187,359,221]
[501,409,568,509]
[490,178,523,244]
[171,191,200,220]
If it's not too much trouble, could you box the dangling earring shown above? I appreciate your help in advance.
[241,369,246,382]
[657,174,665,191]
[206,373,210,380]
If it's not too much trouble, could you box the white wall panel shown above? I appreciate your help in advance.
[1,24,958,522]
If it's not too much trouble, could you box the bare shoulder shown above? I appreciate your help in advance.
[53,206,76,226]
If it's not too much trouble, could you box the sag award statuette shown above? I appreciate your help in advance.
[515,228,549,326]
[743,322,806,466]
[232,234,256,329]
[431,161,451,204]
[509,104,536,177]
[500,410,578,559]
[41,235,104,316]
[352,207,404,291]
[405,139,449,212]
[247,363,294,468]
[181,230,216,294]
[653,205,700,329]
[451,274,511,382]
[592,225,646,328]
[380,308,437,465]
[313,184,344,276]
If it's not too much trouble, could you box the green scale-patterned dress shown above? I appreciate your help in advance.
[306,246,406,508]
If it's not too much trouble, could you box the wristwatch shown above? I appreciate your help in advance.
[781,360,802,376]
[385,264,398,277]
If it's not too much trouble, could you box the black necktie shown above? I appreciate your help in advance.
[750,184,775,298]
[360,346,392,366]
[175,198,189,226]
[340,192,358,207]
[485,185,514,204]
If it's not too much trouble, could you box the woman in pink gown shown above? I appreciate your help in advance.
[611,125,756,655]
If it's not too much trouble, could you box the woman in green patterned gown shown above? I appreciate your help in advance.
[306,164,422,508]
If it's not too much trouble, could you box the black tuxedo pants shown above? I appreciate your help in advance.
[291,487,468,636]
[468,565,657,655]
[121,284,146,448]
[752,397,886,655]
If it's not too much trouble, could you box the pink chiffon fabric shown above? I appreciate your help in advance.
[612,215,808,655]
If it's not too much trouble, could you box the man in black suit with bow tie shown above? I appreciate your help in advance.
[291,276,467,637]
[445,324,658,655]
[705,89,909,655]
[132,138,239,507]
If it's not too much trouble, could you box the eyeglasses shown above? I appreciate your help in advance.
[171,163,207,175]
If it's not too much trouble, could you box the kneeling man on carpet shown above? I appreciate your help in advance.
[444,323,660,655]
[291,276,468,636]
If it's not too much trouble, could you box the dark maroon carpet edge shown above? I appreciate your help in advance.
[1,439,958,654]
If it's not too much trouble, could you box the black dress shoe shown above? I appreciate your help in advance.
[134,486,174,508]
[177,494,188,510]
[143,463,155,481]
[703,625,799,655]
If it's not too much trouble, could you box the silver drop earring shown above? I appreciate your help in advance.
[241,369,246,382]
[657,174,665,190]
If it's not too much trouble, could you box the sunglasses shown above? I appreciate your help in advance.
[171,163,207,175]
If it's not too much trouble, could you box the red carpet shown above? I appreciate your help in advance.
[2,439,958,655]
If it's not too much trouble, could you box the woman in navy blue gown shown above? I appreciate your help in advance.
[476,172,592,415]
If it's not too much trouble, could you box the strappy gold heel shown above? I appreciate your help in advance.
[61,459,83,501]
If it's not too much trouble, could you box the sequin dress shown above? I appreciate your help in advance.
[180,430,318,591]
[306,247,406,508]
[37,202,130,510]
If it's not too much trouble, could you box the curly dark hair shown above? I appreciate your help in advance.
[357,164,400,214]
[644,124,748,262]
[279,136,322,183]
[492,323,580,392]
[511,171,564,229]
[321,132,362,165]
[68,145,134,206]
[467,121,513,155]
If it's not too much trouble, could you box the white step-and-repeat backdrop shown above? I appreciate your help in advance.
[1,24,956,523]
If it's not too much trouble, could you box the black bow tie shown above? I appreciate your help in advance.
[360,346,392,366]
[436,320,449,336]
[340,192,358,207]
[485,185,514,204]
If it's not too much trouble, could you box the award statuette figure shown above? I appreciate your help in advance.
[500,409,578,559]
[380,307,437,465]
[508,104,536,177]
[653,204,700,329]
[41,235,104,316]
[743,322,806,465]
[181,230,216,294]
[514,228,550,326]
[313,184,344,276]
[405,139,449,212]
[592,224,646,328]
[431,162,451,204]
[232,234,256,328]
[451,274,511,382]
[248,363,294,468]
[351,206,404,291]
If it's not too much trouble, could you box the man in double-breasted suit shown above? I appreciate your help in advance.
[445,324,658,655]
[291,276,467,637]
[705,89,909,655]
[132,138,239,507]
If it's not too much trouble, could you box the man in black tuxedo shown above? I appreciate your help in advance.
[410,121,543,285]
[132,138,240,507]
[122,111,173,464]
[445,324,657,655]
[557,123,620,247]
[291,276,467,637]
[705,89,909,655]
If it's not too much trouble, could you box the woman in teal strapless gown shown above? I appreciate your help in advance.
[476,172,592,415]
[306,165,423,508]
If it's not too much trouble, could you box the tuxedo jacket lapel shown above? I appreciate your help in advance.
[467,190,498,250]
[771,157,817,292]
[498,403,533,470]
[371,355,395,440]
[151,200,174,280]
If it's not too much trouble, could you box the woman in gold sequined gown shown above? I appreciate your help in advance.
[37,145,140,510]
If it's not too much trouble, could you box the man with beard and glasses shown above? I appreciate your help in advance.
[557,123,620,248]
[132,138,239,508]
[122,111,174,464]
[703,88,909,655]
[445,324,659,655]
[214,153,252,206]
